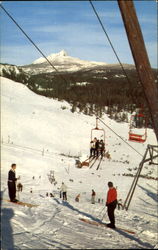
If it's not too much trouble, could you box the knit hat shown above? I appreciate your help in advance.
[108,181,113,187]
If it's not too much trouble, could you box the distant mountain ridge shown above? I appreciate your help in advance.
[22,49,110,75]
[0,50,135,76]
[0,51,157,125]
[32,49,108,66]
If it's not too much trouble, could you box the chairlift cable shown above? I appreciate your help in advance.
[89,0,142,104]
[0,4,68,85]
[98,117,143,157]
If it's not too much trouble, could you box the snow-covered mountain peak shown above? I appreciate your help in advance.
[58,49,68,57]
[48,50,68,58]
[32,50,68,64]
[25,50,108,74]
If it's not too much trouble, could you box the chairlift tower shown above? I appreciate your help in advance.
[123,144,158,210]
[118,0,158,142]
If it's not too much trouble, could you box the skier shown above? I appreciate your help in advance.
[60,182,68,201]
[117,199,123,210]
[7,163,20,202]
[17,182,23,192]
[95,139,100,157]
[90,140,95,157]
[106,181,117,228]
[99,139,105,157]
[75,194,80,202]
[91,189,96,204]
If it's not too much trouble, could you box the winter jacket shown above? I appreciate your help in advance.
[95,140,100,149]
[99,141,105,150]
[90,142,96,149]
[92,190,96,196]
[106,187,117,205]
[60,183,67,192]
[8,169,17,182]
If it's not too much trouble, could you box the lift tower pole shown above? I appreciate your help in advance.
[117,0,158,142]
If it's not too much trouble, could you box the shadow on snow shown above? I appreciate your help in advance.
[1,190,15,250]
[54,198,153,249]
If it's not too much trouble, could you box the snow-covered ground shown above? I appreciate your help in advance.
[1,76,158,249]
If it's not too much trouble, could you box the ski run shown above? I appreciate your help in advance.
[1,76,158,249]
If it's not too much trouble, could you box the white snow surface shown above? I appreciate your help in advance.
[1,76,158,249]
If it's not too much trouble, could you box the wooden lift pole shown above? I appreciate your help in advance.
[117,0,158,142]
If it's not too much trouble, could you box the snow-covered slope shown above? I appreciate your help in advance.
[1,76,157,249]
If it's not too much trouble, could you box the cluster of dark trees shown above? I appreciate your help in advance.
[1,64,28,83]
[25,68,157,125]
[1,63,157,126]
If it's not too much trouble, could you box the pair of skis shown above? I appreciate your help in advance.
[89,155,103,170]
[79,218,135,235]
[96,155,103,170]
[4,199,38,208]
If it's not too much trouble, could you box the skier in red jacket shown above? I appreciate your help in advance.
[106,181,117,228]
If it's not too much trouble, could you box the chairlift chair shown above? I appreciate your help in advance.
[129,112,147,143]
[81,117,105,167]
[91,117,105,143]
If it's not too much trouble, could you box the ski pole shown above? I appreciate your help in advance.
[98,204,106,217]
[17,190,20,201]
[101,210,107,221]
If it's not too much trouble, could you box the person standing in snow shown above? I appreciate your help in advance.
[8,163,20,202]
[106,181,117,228]
[95,139,100,157]
[75,194,80,202]
[90,140,95,157]
[17,182,23,192]
[60,182,67,201]
[91,189,96,204]
[99,139,105,157]
[92,137,97,156]
[117,199,123,210]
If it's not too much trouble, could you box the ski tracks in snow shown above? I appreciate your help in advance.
[2,196,157,249]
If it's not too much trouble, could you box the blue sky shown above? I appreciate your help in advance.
[0,1,157,67]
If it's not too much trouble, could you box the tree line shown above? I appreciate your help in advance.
[1,64,157,126]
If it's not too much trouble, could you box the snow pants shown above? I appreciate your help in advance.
[107,200,117,226]
[90,148,95,157]
[8,181,16,201]
[63,192,67,200]
[91,196,95,204]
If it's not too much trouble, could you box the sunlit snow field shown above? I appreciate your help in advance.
[1,76,158,249]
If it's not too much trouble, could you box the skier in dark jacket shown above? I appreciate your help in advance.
[95,139,100,157]
[91,189,96,204]
[106,181,117,228]
[99,140,105,157]
[90,140,95,157]
[8,163,20,202]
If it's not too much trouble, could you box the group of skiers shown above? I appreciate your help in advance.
[75,189,96,204]
[59,182,118,229]
[7,163,118,229]
[90,137,105,157]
